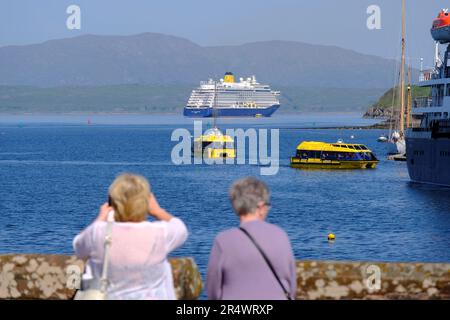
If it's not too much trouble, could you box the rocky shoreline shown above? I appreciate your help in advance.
[363,106,392,119]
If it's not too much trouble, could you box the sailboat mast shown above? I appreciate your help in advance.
[399,0,406,134]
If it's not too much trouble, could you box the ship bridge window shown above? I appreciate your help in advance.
[299,151,321,159]
[321,152,335,160]
[297,150,320,159]
[216,141,234,148]
[297,150,308,159]
[339,152,355,160]
[201,142,213,150]
[437,85,445,102]
[317,151,370,161]
[311,151,321,158]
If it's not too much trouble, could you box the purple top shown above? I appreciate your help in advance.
[206,220,297,300]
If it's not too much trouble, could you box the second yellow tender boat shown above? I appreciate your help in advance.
[290,141,379,169]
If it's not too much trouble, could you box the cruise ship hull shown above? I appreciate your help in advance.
[406,137,450,187]
[183,104,280,117]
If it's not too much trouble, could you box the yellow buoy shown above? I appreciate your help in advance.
[328,233,335,241]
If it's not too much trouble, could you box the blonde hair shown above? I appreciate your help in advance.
[108,173,151,222]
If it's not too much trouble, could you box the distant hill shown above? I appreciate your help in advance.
[0,33,410,89]
[364,85,431,118]
[0,85,384,113]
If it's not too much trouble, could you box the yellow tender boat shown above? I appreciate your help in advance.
[193,127,236,159]
[290,141,379,169]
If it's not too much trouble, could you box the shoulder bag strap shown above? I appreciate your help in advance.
[239,227,292,300]
[99,210,114,293]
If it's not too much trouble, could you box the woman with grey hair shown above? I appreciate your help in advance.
[206,177,297,300]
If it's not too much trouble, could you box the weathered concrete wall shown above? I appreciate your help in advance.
[0,254,202,300]
[1,254,449,299]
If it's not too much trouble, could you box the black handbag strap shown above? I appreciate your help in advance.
[239,227,292,300]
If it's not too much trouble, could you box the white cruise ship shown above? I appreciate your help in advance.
[183,72,281,117]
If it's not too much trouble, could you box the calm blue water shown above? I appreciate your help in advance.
[1,114,449,290]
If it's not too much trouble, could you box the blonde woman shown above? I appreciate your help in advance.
[73,173,188,299]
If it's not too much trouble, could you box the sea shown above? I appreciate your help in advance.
[1,113,449,293]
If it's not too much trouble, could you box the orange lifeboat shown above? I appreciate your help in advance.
[431,9,450,43]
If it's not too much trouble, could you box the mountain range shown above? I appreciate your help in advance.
[0,33,412,113]
[0,33,407,88]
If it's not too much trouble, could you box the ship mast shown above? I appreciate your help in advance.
[399,0,406,134]
[213,80,217,128]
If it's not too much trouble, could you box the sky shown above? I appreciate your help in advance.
[0,0,447,69]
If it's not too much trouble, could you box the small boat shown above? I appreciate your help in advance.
[191,80,236,159]
[290,141,379,169]
[387,153,407,162]
[431,9,450,44]
[377,135,388,142]
[192,127,236,159]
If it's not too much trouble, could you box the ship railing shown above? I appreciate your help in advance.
[413,96,433,108]
[411,120,450,134]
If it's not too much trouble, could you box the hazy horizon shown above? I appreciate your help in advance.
[1,0,448,69]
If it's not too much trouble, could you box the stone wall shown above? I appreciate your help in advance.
[295,260,450,299]
[1,254,449,299]
[0,254,202,300]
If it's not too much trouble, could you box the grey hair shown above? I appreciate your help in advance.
[229,177,270,216]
